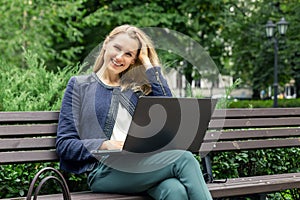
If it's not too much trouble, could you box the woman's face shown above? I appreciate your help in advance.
[103,33,139,76]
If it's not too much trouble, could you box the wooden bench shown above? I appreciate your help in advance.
[1,108,300,199]
[202,107,300,199]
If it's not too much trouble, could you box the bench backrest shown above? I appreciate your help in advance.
[0,111,59,164]
[1,108,300,164]
[201,108,300,154]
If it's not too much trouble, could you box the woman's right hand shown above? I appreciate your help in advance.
[100,140,124,150]
[137,34,152,67]
[136,32,159,68]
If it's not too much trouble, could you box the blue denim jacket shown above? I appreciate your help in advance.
[56,67,172,174]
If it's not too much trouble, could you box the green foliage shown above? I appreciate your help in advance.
[0,0,86,68]
[211,148,300,199]
[0,162,89,198]
[0,163,60,198]
[216,78,242,109]
[2,0,300,97]
[0,49,79,111]
[212,148,300,179]
[228,98,300,108]
[80,0,300,99]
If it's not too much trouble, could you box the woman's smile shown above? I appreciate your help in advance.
[111,59,123,67]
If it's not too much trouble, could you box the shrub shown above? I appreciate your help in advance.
[0,50,79,111]
[228,98,300,108]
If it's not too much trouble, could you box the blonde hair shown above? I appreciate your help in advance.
[93,25,160,95]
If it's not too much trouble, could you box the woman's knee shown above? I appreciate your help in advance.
[148,178,188,200]
[168,179,188,199]
[175,150,198,164]
[180,150,194,158]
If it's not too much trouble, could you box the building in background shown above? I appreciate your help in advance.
[164,68,253,99]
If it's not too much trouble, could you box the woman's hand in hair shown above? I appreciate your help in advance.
[136,33,153,69]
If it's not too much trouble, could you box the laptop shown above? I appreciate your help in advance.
[91,96,217,156]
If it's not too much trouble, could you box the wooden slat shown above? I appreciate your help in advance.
[208,173,300,198]
[0,124,57,137]
[212,108,300,119]
[75,192,150,200]
[200,138,300,152]
[0,111,59,123]
[0,150,58,164]
[209,117,300,129]
[204,127,300,142]
[0,138,55,150]
[3,191,151,200]
[71,192,151,200]
[2,108,299,123]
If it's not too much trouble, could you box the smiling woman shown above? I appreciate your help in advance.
[99,33,139,85]
[93,25,160,94]
[55,24,213,200]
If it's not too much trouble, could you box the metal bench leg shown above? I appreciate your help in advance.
[258,193,267,200]
[202,155,213,183]
[26,167,71,200]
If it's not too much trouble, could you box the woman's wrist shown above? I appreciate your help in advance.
[99,140,108,150]
[140,57,153,69]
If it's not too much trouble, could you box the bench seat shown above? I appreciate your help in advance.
[208,172,300,198]
[3,192,151,200]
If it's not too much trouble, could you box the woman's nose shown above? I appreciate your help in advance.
[116,52,123,59]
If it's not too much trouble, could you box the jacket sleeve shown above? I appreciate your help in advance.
[56,77,104,163]
[146,67,172,96]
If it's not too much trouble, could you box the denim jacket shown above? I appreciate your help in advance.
[56,67,172,174]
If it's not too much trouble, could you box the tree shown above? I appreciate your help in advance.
[219,0,300,98]
[0,0,86,69]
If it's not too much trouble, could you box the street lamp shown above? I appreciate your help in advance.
[265,17,288,107]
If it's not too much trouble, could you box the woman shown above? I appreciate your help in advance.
[56,24,212,200]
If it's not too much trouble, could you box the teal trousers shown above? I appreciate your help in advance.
[87,150,212,200]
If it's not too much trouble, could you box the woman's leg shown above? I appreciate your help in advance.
[167,150,212,200]
[88,150,212,200]
[147,178,188,200]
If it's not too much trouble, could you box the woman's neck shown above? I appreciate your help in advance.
[97,70,120,87]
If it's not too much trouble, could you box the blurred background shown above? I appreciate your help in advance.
[1,0,299,107]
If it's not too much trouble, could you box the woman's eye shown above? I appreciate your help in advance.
[125,52,132,57]
[114,46,121,51]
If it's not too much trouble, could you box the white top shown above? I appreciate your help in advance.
[111,103,132,142]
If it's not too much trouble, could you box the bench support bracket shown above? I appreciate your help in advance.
[26,167,71,200]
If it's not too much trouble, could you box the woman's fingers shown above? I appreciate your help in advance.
[101,140,124,150]
[137,34,147,55]
[108,140,124,150]
[136,33,152,67]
